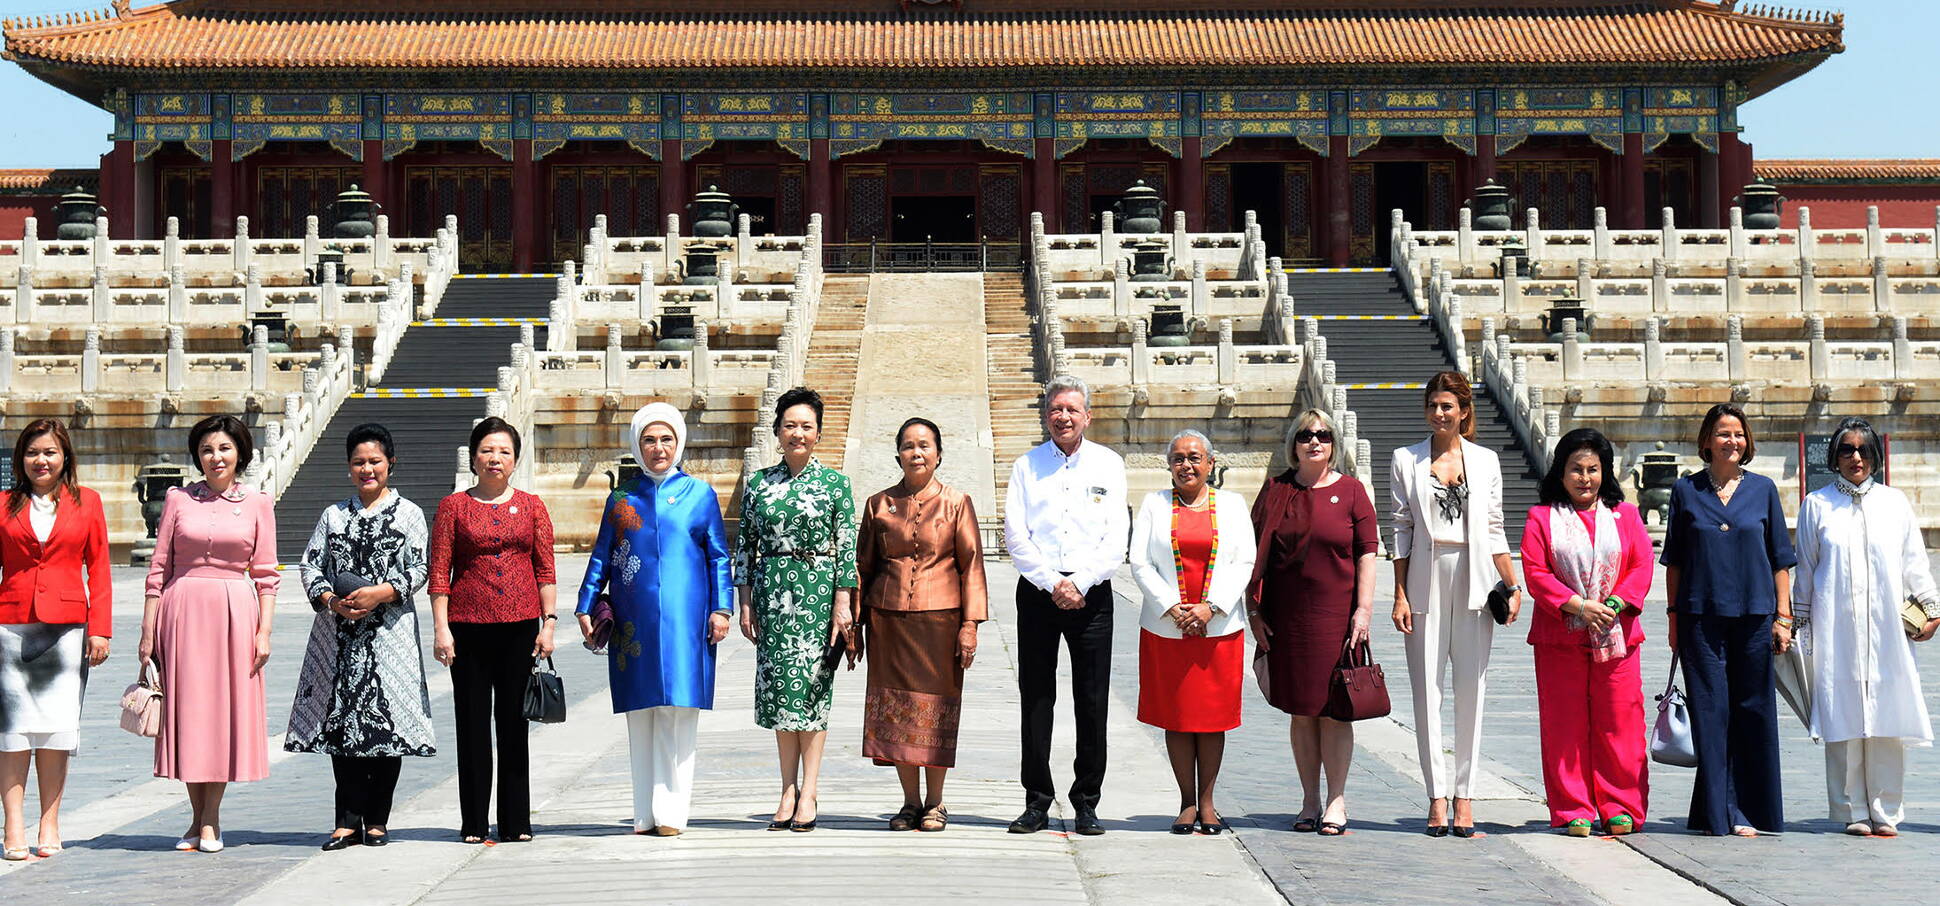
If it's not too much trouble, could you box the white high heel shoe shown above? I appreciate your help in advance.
[174,835,198,852]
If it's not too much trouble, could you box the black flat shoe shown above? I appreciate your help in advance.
[1199,819,1230,836]
[1451,825,1477,838]
[363,828,388,847]
[1074,809,1105,836]
[1009,808,1049,834]
[320,831,360,852]
[1293,816,1320,833]
[1318,821,1347,837]
[1171,807,1199,835]
[1425,825,1450,837]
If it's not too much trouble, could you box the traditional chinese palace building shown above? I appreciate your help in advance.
[4,1,1844,269]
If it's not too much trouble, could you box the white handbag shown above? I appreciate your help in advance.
[1650,653,1699,768]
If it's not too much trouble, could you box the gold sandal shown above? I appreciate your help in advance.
[918,805,949,833]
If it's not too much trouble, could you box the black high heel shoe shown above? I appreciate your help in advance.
[1199,816,1230,836]
[320,828,362,851]
[790,798,819,833]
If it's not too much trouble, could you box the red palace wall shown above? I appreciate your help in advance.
[1766,183,1940,229]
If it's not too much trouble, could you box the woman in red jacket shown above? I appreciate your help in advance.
[0,419,111,861]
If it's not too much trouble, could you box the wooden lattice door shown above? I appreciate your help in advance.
[405,166,514,271]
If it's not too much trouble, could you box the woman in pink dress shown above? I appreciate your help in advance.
[139,414,278,854]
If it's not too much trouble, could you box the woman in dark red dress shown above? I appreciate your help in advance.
[1248,409,1379,836]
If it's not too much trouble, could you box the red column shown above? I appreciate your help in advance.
[1032,137,1056,231]
[209,140,234,239]
[1717,132,1747,219]
[1475,134,1498,185]
[808,138,832,235]
[1621,132,1646,229]
[1177,137,1204,232]
[362,140,386,210]
[512,139,536,273]
[1325,135,1350,267]
[106,141,137,238]
[1699,143,1721,228]
[660,139,686,230]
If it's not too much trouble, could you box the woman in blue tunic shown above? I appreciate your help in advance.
[1661,403,1796,837]
[576,402,733,836]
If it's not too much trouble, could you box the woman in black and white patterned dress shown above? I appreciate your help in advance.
[286,423,434,851]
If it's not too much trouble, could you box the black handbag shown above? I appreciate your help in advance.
[522,656,567,724]
[1485,581,1512,625]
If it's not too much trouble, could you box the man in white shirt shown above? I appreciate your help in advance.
[1003,375,1128,836]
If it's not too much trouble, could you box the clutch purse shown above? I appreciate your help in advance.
[1252,647,1272,702]
[1485,582,1512,625]
[119,663,164,738]
[1650,654,1699,767]
[1902,598,1932,639]
[522,656,567,724]
[1324,642,1391,722]
[586,594,614,651]
[315,570,376,613]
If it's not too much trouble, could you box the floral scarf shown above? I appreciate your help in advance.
[1549,502,1626,661]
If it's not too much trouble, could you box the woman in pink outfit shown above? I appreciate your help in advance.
[139,415,279,854]
[1519,428,1654,837]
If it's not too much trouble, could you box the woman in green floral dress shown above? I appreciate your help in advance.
[733,387,858,833]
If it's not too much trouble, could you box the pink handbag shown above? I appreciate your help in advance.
[119,663,164,738]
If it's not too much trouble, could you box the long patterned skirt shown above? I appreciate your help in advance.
[863,608,965,768]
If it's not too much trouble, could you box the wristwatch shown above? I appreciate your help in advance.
[542,613,558,623]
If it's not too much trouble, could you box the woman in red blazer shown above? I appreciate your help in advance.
[0,418,111,861]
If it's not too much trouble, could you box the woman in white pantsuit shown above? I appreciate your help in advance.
[1794,417,1940,837]
[1390,371,1521,838]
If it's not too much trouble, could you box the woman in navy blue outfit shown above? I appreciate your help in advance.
[1659,403,1797,836]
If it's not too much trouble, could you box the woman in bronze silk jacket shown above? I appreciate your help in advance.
[857,417,988,834]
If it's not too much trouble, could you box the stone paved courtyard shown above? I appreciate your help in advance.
[1,555,1936,905]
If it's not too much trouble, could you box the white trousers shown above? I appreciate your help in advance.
[1825,736,1905,827]
[1404,545,1496,800]
[627,706,699,832]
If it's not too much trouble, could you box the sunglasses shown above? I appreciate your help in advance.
[1294,430,1334,444]
[1836,443,1869,459]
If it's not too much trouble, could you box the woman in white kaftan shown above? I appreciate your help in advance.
[1793,418,1940,836]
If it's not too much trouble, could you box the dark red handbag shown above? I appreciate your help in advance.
[1325,642,1391,722]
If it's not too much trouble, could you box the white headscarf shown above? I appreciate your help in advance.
[629,402,687,480]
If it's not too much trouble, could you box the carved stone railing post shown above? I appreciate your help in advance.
[1893,315,1912,380]
[1807,314,1828,383]
[605,323,624,389]
[1216,318,1237,384]
[1726,315,1747,383]
[1644,316,1664,384]
[1651,257,1669,313]
[91,265,111,323]
[81,327,101,394]
[166,325,186,392]
[233,216,251,272]
[1130,317,1150,386]
[164,216,181,271]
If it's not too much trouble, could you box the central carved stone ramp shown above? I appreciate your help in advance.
[271,276,552,559]
[839,273,997,516]
[984,270,1041,523]
[1291,269,1539,541]
[800,275,869,472]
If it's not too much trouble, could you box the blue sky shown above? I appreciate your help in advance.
[0,1,1927,169]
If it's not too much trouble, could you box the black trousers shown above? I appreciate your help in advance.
[450,620,538,840]
[1016,577,1114,812]
[1678,612,1784,834]
[331,755,402,829]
